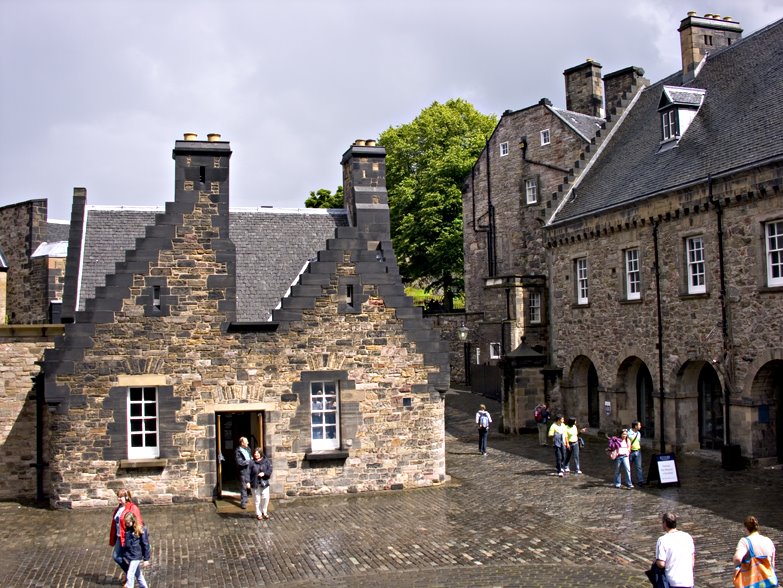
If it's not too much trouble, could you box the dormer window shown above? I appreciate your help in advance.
[658,86,706,147]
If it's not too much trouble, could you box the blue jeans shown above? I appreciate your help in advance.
[614,455,632,486]
[126,559,148,588]
[112,542,128,572]
[478,427,489,453]
[567,442,580,471]
[554,445,566,472]
[629,450,645,484]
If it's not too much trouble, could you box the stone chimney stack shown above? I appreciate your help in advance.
[679,12,742,81]
[341,139,390,241]
[603,66,648,112]
[563,59,604,117]
[172,132,232,217]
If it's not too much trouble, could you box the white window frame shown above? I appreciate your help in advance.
[766,220,783,287]
[528,291,542,324]
[489,342,502,359]
[625,248,641,300]
[310,380,340,451]
[499,141,509,157]
[127,386,159,459]
[525,178,538,204]
[576,257,589,305]
[662,110,677,141]
[686,236,706,294]
[540,129,550,146]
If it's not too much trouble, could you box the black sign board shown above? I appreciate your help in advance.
[646,453,680,487]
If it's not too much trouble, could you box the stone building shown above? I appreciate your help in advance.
[1,135,449,508]
[463,13,783,463]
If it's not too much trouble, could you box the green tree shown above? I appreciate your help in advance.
[305,186,344,209]
[380,99,496,311]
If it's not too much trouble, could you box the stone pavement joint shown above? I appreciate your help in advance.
[0,389,780,587]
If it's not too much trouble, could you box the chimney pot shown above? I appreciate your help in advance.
[207,133,222,142]
[354,139,366,146]
[687,11,697,16]
[183,132,198,141]
[366,139,377,147]
[723,16,732,21]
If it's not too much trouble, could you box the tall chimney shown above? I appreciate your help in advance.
[563,59,604,118]
[603,66,648,113]
[341,140,390,240]
[679,12,742,81]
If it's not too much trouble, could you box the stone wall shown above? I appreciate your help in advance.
[546,164,783,456]
[0,329,59,500]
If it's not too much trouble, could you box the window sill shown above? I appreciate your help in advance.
[119,458,167,469]
[759,285,783,294]
[570,302,590,309]
[679,292,710,300]
[304,450,349,462]
[619,298,643,305]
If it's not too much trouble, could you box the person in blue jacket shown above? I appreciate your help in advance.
[122,511,151,588]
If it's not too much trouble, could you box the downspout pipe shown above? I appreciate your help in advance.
[709,176,732,447]
[652,221,666,454]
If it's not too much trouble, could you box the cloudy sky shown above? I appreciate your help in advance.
[1,0,781,221]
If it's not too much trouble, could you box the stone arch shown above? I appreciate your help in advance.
[674,359,723,450]
[615,356,656,439]
[562,355,601,429]
[747,359,783,461]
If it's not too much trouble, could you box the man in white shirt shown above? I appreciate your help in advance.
[655,512,695,588]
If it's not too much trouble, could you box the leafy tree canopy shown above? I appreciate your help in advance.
[379,98,496,310]
[305,186,344,209]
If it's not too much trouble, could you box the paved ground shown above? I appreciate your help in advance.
[1,389,781,587]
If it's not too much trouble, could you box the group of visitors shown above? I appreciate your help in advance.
[545,413,587,476]
[234,436,273,520]
[108,489,151,588]
[607,421,645,489]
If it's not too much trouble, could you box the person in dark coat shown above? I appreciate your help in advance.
[122,511,151,588]
[234,436,252,509]
[249,448,273,520]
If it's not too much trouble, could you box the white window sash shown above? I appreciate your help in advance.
[500,142,509,157]
[526,179,537,204]
[310,381,340,451]
[576,258,588,304]
[127,386,159,460]
[529,291,541,323]
[540,129,550,145]
[625,249,641,300]
[767,221,783,287]
[687,237,706,294]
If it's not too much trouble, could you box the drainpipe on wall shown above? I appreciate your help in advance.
[652,221,666,454]
[34,372,46,502]
[709,175,733,449]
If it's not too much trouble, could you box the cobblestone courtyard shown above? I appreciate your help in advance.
[1,389,780,587]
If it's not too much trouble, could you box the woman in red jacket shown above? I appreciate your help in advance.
[109,489,143,575]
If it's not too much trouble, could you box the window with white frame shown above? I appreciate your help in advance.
[127,386,159,459]
[489,342,502,359]
[766,220,783,287]
[528,291,542,324]
[576,257,589,304]
[310,380,339,450]
[686,236,706,294]
[625,248,641,300]
[540,129,550,145]
[661,110,678,141]
[525,178,538,204]
[500,141,509,157]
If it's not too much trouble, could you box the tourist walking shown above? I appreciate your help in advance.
[122,512,151,588]
[475,404,492,455]
[548,415,568,476]
[109,489,143,576]
[235,436,252,509]
[628,420,645,486]
[732,515,777,587]
[564,417,586,474]
[655,512,695,588]
[250,449,273,520]
[611,429,633,488]
[534,403,550,446]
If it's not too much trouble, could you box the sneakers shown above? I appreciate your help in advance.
[558,472,564,477]
[627,485,634,489]
[564,467,570,472]
[615,484,621,488]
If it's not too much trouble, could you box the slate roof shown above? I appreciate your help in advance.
[76,206,347,322]
[46,221,71,243]
[550,107,604,141]
[550,18,783,224]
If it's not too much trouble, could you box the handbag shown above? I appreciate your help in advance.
[733,537,778,588]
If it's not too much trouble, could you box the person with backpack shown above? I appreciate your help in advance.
[628,421,646,486]
[609,429,634,488]
[475,404,492,455]
[534,403,550,446]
